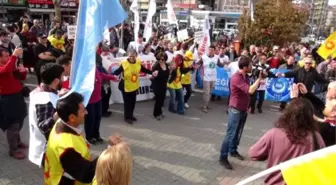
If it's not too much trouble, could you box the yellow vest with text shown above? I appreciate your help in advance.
[168,67,182,89]
[44,122,91,185]
[181,60,192,85]
[121,59,141,92]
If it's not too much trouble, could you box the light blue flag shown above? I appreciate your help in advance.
[69,0,127,105]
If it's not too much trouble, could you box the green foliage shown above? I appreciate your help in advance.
[238,0,308,48]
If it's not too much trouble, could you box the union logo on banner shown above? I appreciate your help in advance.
[325,40,335,50]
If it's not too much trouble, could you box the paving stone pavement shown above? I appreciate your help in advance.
[0,92,281,185]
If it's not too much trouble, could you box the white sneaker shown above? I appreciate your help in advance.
[184,103,189,109]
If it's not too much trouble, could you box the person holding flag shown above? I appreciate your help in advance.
[112,50,158,124]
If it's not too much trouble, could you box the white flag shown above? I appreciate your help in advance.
[199,14,211,55]
[130,0,140,42]
[166,0,178,28]
[249,0,255,21]
[144,0,156,42]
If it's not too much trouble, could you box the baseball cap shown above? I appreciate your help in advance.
[37,32,47,38]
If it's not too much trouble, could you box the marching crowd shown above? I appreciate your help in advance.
[0,17,336,185]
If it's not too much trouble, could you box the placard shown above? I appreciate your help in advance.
[194,31,203,43]
[67,25,76,40]
[177,29,188,42]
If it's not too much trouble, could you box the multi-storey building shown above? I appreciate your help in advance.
[293,0,328,35]
[325,5,336,33]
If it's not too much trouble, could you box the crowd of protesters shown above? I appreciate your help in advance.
[0,13,336,185]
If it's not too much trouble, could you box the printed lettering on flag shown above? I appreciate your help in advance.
[265,69,294,102]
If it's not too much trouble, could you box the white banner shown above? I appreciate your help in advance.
[101,55,156,104]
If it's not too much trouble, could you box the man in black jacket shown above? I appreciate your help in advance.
[277,57,329,92]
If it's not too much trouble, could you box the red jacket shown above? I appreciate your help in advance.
[0,56,27,95]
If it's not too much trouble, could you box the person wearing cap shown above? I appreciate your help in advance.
[48,30,65,52]
[33,32,57,84]
[181,51,195,109]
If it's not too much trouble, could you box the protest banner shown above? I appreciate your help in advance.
[212,67,230,96]
[265,69,294,102]
[101,55,156,104]
[67,25,77,40]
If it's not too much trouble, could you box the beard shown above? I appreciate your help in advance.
[57,82,62,91]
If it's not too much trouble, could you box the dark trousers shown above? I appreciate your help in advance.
[84,101,102,140]
[182,84,192,103]
[122,90,137,119]
[249,90,265,111]
[6,120,24,153]
[153,87,166,117]
[101,86,112,114]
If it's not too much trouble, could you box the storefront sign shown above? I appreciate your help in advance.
[0,0,26,6]
[61,0,77,8]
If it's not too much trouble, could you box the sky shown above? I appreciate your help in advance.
[330,0,336,5]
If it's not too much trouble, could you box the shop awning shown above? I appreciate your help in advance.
[29,8,77,13]
[0,6,26,10]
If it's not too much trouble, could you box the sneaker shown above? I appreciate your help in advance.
[258,108,262,113]
[219,158,233,170]
[184,103,189,109]
[230,152,245,161]
[87,138,97,145]
[95,137,104,143]
[9,151,25,160]
[202,107,208,113]
[155,116,161,121]
[207,106,212,110]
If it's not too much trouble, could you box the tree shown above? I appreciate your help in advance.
[52,0,62,23]
[238,0,308,48]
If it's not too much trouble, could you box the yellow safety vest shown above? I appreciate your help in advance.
[181,60,192,85]
[48,35,65,52]
[44,121,91,185]
[121,59,141,92]
[168,67,182,89]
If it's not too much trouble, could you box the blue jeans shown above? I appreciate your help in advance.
[168,88,184,114]
[220,107,247,159]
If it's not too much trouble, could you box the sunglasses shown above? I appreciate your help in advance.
[159,58,165,61]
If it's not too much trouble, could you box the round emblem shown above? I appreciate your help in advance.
[209,62,216,69]
[131,74,138,83]
[325,40,335,50]
[56,43,62,49]
[266,78,290,98]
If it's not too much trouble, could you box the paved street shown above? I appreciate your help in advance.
[0,75,280,185]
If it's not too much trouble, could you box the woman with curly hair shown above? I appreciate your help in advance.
[248,98,325,185]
